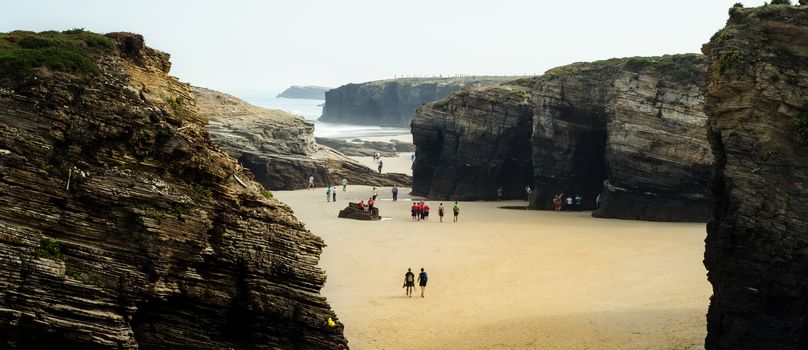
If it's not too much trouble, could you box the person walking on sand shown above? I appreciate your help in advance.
[326,186,331,202]
[392,185,399,201]
[342,178,348,191]
[452,201,460,222]
[422,202,430,221]
[417,268,428,298]
[377,159,383,174]
[411,202,418,221]
[525,185,532,201]
[308,176,314,189]
[404,268,415,297]
[332,186,337,202]
[565,195,573,211]
[553,193,563,211]
[574,194,582,211]
[497,187,503,201]
[372,187,378,201]
[438,203,445,222]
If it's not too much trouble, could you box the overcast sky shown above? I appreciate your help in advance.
[2,0,768,94]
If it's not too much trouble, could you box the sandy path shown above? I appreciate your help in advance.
[275,186,710,350]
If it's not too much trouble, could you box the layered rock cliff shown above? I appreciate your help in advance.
[412,55,713,222]
[0,31,348,349]
[703,5,808,349]
[277,85,330,100]
[194,87,410,190]
[321,77,518,127]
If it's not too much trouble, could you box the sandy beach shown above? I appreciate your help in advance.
[275,185,711,350]
[346,133,415,176]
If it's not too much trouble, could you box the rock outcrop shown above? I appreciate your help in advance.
[315,137,415,157]
[703,5,808,349]
[412,55,713,222]
[321,77,519,127]
[0,31,347,349]
[337,203,380,220]
[277,85,330,100]
[194,87,411,190]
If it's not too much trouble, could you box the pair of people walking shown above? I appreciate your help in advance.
[326,186,337,202]
[403,267,428,298]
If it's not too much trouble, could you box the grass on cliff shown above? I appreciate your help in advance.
[792,112,808,145]
[0,29,115,79]
[34,237,67,261]
[542,54,705,84]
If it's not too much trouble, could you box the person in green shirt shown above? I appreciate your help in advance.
[341,178,348,191]
[403,268,415,297]
[452,201,460,223]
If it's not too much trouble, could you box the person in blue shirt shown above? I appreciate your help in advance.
[418,268,429,298]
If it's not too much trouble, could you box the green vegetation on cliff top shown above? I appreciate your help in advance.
[0,29,116,79]
[540,54,705,84]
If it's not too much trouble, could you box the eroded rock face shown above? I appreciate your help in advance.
[321,77,518,127]
[194,87,411,190]
[412,55,713,222]
[411,85,535,200]
[0,31,347,349]
[703,6,808,349]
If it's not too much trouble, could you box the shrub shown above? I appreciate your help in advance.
[260,189,274,199]
[34,237,66,261]
[166,98,183,110]
[733,2,744,7]
[192,184,213,197]
[0,30,115,79]
[718,51,747,72]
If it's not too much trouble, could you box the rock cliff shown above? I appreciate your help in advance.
[321,77,518,127]
[194,87,411,190]
[0,31,348,349]
[703,5,808,349]
[412,55,713,222]
[277,85,330,100]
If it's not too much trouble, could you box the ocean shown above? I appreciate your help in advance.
[236,94,411,140]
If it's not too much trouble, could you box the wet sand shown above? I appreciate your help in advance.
[347,133,414,176]
[275,186,710,350]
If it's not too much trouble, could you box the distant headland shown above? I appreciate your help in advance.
[276,85,331,99]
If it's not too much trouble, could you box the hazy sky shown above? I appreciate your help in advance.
[2,0,768,94]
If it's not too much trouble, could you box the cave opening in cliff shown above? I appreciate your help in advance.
[569,129,608,210]
[496,158,535,200]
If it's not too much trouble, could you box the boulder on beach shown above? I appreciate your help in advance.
[338,202,380,220]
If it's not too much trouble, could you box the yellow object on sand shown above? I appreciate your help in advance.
[327,317,336,327]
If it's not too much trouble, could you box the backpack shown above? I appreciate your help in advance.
[406,273,414,282]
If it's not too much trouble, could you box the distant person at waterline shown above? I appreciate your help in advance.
[332,186,337,202]
[391,185,399,201]
[372,187,378,201]
[308,176,314,189]
[377,159,383,174]
[404,268,415,297]
[326,186,332,202]
[452,202,460,222]
[418,267,428,298]
[342,178,348,191]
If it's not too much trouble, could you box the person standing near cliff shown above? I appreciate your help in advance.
[417,268,428,298]
[422,202,430,221]
[378,159,383,174]
[497,187,503,201]
[452,201,460,222]
[308,176,314,189]
[326,186,331,202]
[574,194,583,211]
[404,268,415,297]
[525,185,532,201]
[411,202,418,221]
[392,185,399,201]
[368,197,375,213]
[565,195,573,211]
[372,187,378,201]
[342,178,348,191]
[553,193,563,211]
[332,186,337,202]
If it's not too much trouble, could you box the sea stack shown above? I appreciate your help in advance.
[412,55,712,222]
[703,5,808,349]
[0,31,347,348]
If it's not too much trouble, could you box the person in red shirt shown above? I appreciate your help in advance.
[411,202,418,221]
[422,202,430,221]
[358,200,366,212]
[368,197,375,213]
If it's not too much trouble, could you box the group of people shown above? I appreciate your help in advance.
[553,193,585,211]
[410,201,460,222]
[403,267,428,298]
